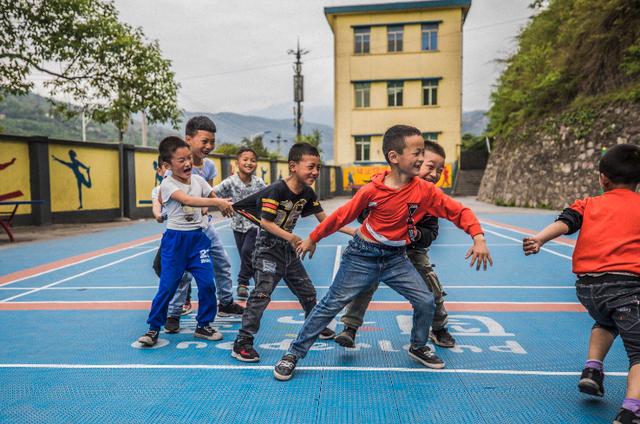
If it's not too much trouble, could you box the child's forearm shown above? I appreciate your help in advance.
[152,199,163,220]
[531,221,570,245]
[170,191,220,208]
[260,219,297,242]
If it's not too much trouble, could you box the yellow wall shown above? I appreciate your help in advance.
[257,161,271,185]
[328,7,464,166]
[49,144,120,212]
[330,167,337,193]
[342,163,452,190]
[276,161,289,182]
[0,141,32,214]
[209,157,223,186]
[134,151,159,207]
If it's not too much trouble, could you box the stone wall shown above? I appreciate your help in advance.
[478,103,640,209]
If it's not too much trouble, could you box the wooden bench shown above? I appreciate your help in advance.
[0,200,45,242]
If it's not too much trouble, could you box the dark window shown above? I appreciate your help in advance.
[422,79,438,106]
[354,27,370,54]
[387,81,403,107]
[354,83,370,108]
[355,136,371,161]
[387,25,403,52]
[421,23,438,51]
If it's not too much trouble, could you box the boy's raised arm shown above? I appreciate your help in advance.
[523,221,570,255]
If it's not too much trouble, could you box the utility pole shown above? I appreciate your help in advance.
[288,40,309,141]
[141,111,148,147]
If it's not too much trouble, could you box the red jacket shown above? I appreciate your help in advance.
[569,189,640,275]
[310,171,483,245]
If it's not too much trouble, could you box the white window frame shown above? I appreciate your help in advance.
[422,79,438,106]
[387,81,404,107]
[354,83,370,108]
[354,136,371,161]
[387,25,404,52]
[421,24,439,51]
[354,27,370,54]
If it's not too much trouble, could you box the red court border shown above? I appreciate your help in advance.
[480,218,576,246]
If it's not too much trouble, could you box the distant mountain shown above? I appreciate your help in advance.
[246,102,334,128]
[462,110,488,136]
[0,93,334,160]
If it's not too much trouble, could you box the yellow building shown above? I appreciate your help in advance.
[324,1,471,189]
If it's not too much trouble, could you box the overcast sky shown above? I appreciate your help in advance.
[111,0,535,120]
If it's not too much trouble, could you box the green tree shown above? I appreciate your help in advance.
[297,128,323,153]
[240,135,271,158]
[214,143,240,156]
[0,0,181,139]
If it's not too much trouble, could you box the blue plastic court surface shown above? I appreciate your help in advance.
[0,210,630,423]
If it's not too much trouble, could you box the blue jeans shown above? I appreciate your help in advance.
[147,229,217,329]
[288,235,435,359]
[167,218,235,316]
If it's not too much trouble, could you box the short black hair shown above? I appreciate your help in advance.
[185,116,216,137]
[382,125,422,164]
[159,136,189,164]
[424,140,446,159]
[237,147,258,159]
[599,143,640,184]
[288,142,320,163]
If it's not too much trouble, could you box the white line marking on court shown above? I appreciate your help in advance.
[0,363,627,377]
[0,284,576,291]
[483,228,572,260]
[332,245,342,280]
[480,220,575,248]
[0,248,157,302]
[0,219,231,287]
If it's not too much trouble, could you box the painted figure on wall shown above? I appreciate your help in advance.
[260,166,268,180]
[52,150,92,209]
[152,160,163,186]
[0,157,24,202]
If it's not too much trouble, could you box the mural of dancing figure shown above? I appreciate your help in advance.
[52,150,92,209]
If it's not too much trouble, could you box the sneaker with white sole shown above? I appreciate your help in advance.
[274,354,298,381]
[319,327,336,340]
[231,340,260,362]
[335,326,357,348]
[429,328,456,348]
[218,302,245,317]
[194,325,223,341]
[578,367,604,397]
[137,330,159,347]
[164,316,180,334]
[408,345,445,369]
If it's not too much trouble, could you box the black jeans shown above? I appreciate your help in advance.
[236,232,317,344]
[233,227,258,287]
[576,275,640,367]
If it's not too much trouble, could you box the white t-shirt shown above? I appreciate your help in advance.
[159,175,213,231]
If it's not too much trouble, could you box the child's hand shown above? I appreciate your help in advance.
[522,237,542,255]
[296,237,317,260]
[465,235,493,271]
[289,234,303,250]
[215,198,234,217]
[154,214,164,223]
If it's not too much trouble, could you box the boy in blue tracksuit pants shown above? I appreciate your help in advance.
[137,136,234,347]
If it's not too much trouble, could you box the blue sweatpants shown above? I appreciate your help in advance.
[147,229,217,330]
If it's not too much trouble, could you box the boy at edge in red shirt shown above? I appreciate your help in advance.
[523,143,640,424]
[272,124,493,381]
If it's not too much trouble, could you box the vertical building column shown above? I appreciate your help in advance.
[220,157,232,180]
[270,160,278,183]
[28,137,52,225]
[122,144,136,219]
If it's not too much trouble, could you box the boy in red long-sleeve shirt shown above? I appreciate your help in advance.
[273,124,493,381]
[523,143,640,424]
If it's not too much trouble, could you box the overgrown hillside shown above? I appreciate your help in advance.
[479,0,640,208]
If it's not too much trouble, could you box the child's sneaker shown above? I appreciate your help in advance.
[335,326,357,348]
[181,301,193,316]
[194,325,223,341]
[578,367,604,397]
[319,327,336,340]
[137,330,159,347]
[231,340,260,362]
[429,328,456,348]
[164,316,180,334]
[237,284,249,299]
[274,354,298,381]
[218,302,245,317]
[614,408,640,424]
[408,345,445,369]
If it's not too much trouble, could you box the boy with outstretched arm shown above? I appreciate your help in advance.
[273,125,492,381]
[137,136,234,346]
[523,144,640,424]
[214,148,267,299]
[161,116,245,335]
[231,143,355,362]
[335,140,456,349]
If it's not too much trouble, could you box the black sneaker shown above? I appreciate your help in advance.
[164,316,180,334]
[137,330,159,347]
[319,327,336,340]
[578,367,604,397]
[429,328,456,348]
[408,345,445,369]
[335,326,357,348]
[274,354,298,381]
[218,302,245,317]
[237,284,249,299]
[614,408,640,424]
[194,325,223,341]
[231,340,260,362]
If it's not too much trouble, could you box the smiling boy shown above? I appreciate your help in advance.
[137,136,234,347]
[273,125,492,381]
